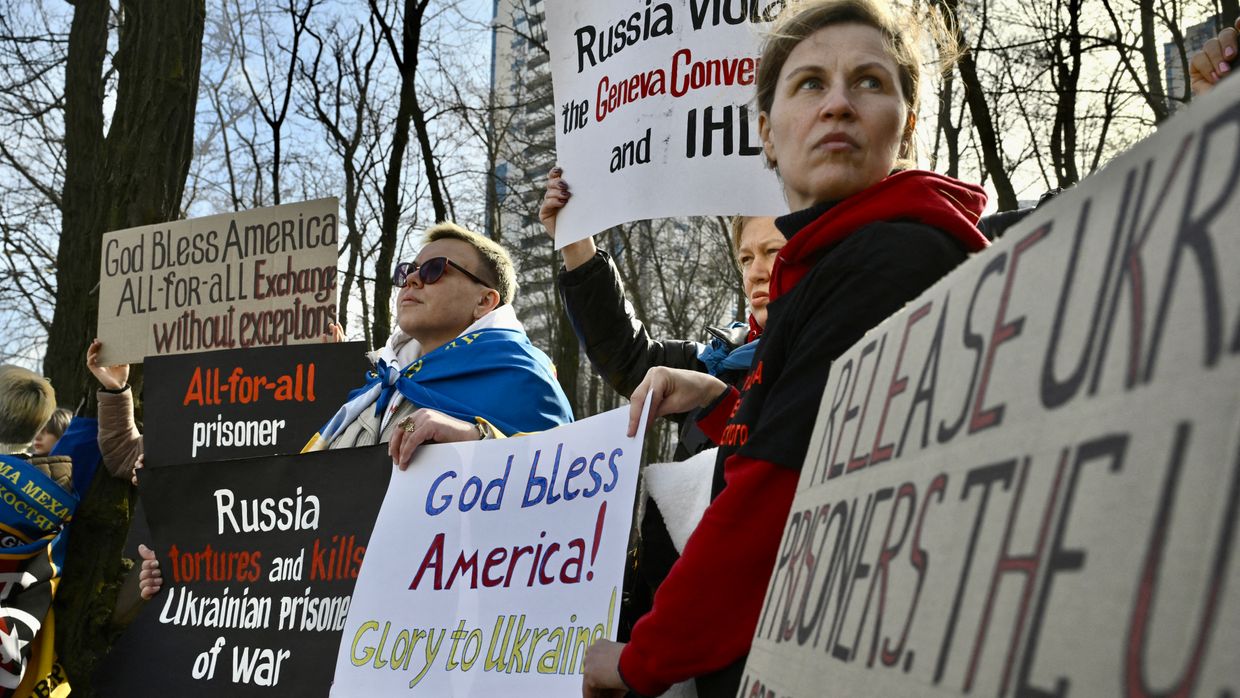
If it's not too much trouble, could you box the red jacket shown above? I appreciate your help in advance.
[618,171,987,696]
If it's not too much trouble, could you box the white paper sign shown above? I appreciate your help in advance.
[331,404,648,696]
[739,80,1240,696]
[96,198,339,364]
[545,0,788,247]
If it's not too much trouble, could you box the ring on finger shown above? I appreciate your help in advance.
[399,416,417,433]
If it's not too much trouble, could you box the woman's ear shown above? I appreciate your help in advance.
[475,289,501,319]
[758,111,777,169]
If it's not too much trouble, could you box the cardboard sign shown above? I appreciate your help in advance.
[740,82,1240,696]
[143,342,370,467]
[129,446,391,697]
[545,0,786,247]
[330,405,647,696]
[96,198,339,364]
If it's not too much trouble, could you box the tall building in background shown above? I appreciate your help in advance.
[1164,16,1220,112]
[488,0,557,337]
[485,0,738,437]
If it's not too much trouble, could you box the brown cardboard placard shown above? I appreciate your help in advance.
[740,82,1240,696]
[97,197,339,365]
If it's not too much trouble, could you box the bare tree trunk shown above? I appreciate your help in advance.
[933,0,1019,211]
[1100,0,1172,120]
[1050,0,1082,187]
[46,0,107,411]
[370,0,433,347]
[51,1,204,691]
[934,69,961,178]
[1137,0,1170,123]
[410,89,449,222]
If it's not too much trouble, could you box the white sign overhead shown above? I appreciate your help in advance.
[544,0,788,248]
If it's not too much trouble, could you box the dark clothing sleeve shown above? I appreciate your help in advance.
[559,251,704,399]
[976,207,1032,241]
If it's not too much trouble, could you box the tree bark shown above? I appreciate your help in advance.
[46,0,107,412]
[1137,0,1169,122]
[370,0,429,347]
[50,1,205,692]
[932,0,1019,211]
[410,87,450,222]
[1050,0,1082,187]
[934,69,961,178]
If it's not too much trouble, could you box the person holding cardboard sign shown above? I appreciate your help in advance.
[137,225,575,601]
[304,222,574,467]
[542,179,782,455]
[581,2,990,696]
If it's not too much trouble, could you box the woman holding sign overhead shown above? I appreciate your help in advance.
[581,1,990,696]
[540,197,784,646]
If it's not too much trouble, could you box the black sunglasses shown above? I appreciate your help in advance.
[392,257,494,290]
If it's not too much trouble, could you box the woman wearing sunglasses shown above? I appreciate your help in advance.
[305,222,573,467]
[142,225,574,602]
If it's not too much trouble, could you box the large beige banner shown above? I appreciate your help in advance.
[96,198,339,365]
[740,83,1240,695]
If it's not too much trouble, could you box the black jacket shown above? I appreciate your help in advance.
[558,250,750,459]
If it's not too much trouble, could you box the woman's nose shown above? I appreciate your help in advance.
[407,267,424,288]
[818,83,855,120]
[748,258,771,283]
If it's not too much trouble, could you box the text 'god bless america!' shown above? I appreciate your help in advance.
[409,443,625,592]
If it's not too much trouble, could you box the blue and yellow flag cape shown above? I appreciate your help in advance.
[307,327,574,449]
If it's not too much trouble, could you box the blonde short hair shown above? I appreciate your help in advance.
[0,365,56,449]
[424,222,518,306]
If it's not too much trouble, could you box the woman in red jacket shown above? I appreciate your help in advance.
[583,1,990,695]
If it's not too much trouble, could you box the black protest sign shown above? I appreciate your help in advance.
[740,84,1240,694]
[130,446,390,697]
[143,341,369,467]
